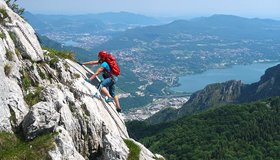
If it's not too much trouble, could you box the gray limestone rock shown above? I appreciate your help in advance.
[22,102,60,139]
[0,55,28,131]
[49,126,85,160]
[0,0,163,159]
[0,1,43,61]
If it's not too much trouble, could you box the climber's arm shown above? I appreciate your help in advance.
[89,67,104,80]
[83,60,99,65]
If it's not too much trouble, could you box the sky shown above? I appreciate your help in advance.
[18,0,280,19]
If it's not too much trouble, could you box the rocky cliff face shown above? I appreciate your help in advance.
[239,64,280,102]
[0,1,162,159]
[147,80,244,124]
[178,80,243,116]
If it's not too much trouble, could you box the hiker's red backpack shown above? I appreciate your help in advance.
[98,50,120,76]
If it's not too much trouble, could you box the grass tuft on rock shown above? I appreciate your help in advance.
[24,86,43,107]
[0,31,6,39]
[4,64,12,76]
[124,139,141,160]
[5,49,14,61]
[8,31,17,44]
[0,132,55,160]
[0,8,8,24]
[21,71,32,91]
[44,47,76,61]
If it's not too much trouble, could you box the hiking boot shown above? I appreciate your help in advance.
[116,108,121,113]
[105,97,114,103]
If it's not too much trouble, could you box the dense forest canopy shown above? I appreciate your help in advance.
[127,97,280,160]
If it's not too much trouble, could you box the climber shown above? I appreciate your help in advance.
[81,50,121,113]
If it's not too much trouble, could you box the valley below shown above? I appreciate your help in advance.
[124,95,189,121]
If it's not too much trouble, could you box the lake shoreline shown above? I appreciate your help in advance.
[170,61,280,93]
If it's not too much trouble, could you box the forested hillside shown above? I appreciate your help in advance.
[127,97,280,159]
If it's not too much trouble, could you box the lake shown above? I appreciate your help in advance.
[171,62,280,93]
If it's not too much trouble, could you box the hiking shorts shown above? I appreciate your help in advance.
[100,76,118,97]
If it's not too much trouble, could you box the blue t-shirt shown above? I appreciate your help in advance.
[101,62,111,72]
[101,61,118,81]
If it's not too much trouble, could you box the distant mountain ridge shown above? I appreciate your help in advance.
[147,63,280,124]
[23,11,161,34]
[96,14,280,50]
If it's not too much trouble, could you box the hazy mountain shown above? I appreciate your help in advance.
[35,11,160,25]
[95,14,280,50]
[87,12,161,25]
[188,14,280,40]
[23,11,161,34]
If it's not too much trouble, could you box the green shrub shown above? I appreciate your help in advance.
[0,132,55,160]
[4,64,11,76]
[0,8,8,23]
[38,67,46,80]
[73,73,81,79]
[43,47,76,69]
[0,31,6,39]
[44,47,76,61]
[21,71,31,90]
[39,71,46,79]
[124,139,141,160]
[5,48,14,61]
[49,57,59,69]
[8,31,17,44]
[24,87,43,107]
[8,107,16,129]
[15,48,21,58]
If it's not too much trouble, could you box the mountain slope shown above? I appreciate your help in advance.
[128,97,280,160]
